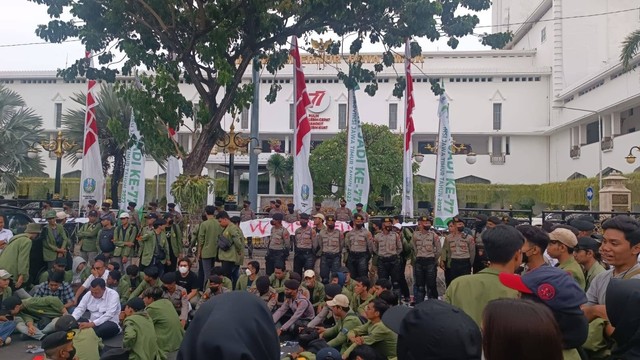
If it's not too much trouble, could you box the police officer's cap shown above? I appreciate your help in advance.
[287,203,295,208]
[128,202,137,208]
[272,213,284,221]
[356,203,364,207]
[326,215,336,222]
[419,216,432,222]
[167,203,176,208]
[146,213,158,219]
[383,217,392,223]
[41,330,74,351]
[88,199,97,205]
[275,199,282,205]
[354,214,364,220]
[54,315,79,332]
[571,220,595,232]
[300,213,310,220]
[487,216,501,225]
[243,200,251,204]
[215,211,230,219]
[153,219,166,227]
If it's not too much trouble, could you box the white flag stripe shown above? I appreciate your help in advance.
[344,89,370,211]
[119,109,146,210]
[434,94,459,229]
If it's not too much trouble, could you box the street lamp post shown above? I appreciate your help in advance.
[625,146,640,164]
[213,123,261,209]
[39,130,78,198]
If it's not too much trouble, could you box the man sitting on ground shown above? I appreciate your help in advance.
[71,278,121,340]
[273,279,315,338]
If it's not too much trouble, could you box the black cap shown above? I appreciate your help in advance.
[209,274,223,284]
[41,330,74,351]
[383,300,482,359]
[418,216,432,222]
[128,202,137,208]
[571,220,595,232]
[326,215,335,222]
[576,237,600,252]
[214,200,224,207]
[354,214,364,220]
[63,202,73,208]
[287,203,294,208]
[325,284,342,298]
[167,203,176,208]
[146,213,158,219]
[475,214,488,221]
[153,219,167,227]
[126,298,145,312]
[54,257,67,266]
[54,315,79,331]
[2,296,21,311]
[215,211,230,219]
[300,213,310,220]
[88,200,97,205]
[272,213,284,221]
[243,200,251,204]
[487,216,501,225]
[88,210,98,217]
[315,202,322,206]
[355,203,363,207]
[284,279,300,290]
[275,199,282,205]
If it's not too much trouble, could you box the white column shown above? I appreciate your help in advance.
[612,112,621,137]
[284,136,290,154]
[233,172,241,195]
[488,136,493,155]
[579,124,587,145]
[501,136,507,154]
[603,113,612,138]
[269,174,276,195]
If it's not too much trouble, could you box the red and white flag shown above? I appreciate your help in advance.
[401,39,415,218]
[79,51,105,207]
[166,127,181,211]
[291,37,314,214]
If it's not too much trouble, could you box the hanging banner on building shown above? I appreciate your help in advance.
[344,89,370,212]
[291,36,314,214]
[79,51,105,208]
[119,109,146,211]
[401,38,415,218]
[434,94,459,229]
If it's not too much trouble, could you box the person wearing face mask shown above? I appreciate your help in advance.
[335,198,353,223]
[345,214,374,280]
[444,224,522,327]
[517,225,550,274]
[266,213,291,276]
[411,216,440,303]
[175,258,199,308]
[41,330,79,360]
[236,260,260,291]
[472,214,489,274]
[373,218,403,300]
[164,215,182,274]
[160,272,189,328]
[440,216,475,286]
[249,275,277,312]
[294,213,317,276]
[196,274,230,310]
[43,210,70,269]
[240,200,256,259]
[318,215,345,285]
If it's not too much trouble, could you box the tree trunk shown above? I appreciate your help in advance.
[110,152,125,207]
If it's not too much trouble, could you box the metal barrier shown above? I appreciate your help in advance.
[541,210,640,224]
[457,207,534,226]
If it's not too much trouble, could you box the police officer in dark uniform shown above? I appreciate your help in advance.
[318,215,344,284]
[345,214,373,279]
[374,217,403,298]
[293,213,316,276]
[411,216,440,303]
[266,213,290,275]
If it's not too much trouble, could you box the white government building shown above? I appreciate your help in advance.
[1,0,639,203]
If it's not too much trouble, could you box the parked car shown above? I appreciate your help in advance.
[0,204,33,235]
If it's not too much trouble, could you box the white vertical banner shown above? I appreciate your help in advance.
[401,39,415,217]
[119,109,146,210]
[166,127,181,212]
[79,51,105,207]
[344,89,370,211]
[434,94,459,229]
[291,37,314,214]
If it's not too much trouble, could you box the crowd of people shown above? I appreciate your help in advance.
[0,198,638,360]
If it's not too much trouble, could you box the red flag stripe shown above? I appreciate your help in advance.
[291,38,311,155]
[404,41,415,152]
[83,51,99,155]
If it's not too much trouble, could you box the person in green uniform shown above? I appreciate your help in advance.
[573,237,606,291]
[107,270,131,305]
[269,262,290,305]
[318,294,363,353]
[216,211,244,284]
[547,228,586,289]
[38,257,73,284]
[444,224,522,327]
[142,286,184,356]
[43,210,70,268]
[77,210,101,265]
[164,215,182,273]
[54,315,102,360]
[350,276,375,317]
[129,266,163,299]
[122,297,163,360]
[197,205,223,289]
[139,218,171,273]
[0,269,12,301]
[344,299,397,359]
[113,212,137,273]
[302,269,325,311]
[0,223,41,292]
[236,261,259,291]
[3,295,66,340]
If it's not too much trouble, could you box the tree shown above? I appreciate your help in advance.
[62,84,174,204]
[0,85,45,193]
[621,29,640,70]
[266,153,293,194]
[309,124,417,203]
[32,0,510,178]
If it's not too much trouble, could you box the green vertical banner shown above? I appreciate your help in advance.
[344,89,370,211]
[434,94,458,229]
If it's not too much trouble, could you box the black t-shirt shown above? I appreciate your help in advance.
[176,271,198,293]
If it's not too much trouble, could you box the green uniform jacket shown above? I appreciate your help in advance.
[324,310,363,352]
[71,328,102,360]
[139,230,169,267]
[444,268,519,327]
[18,296,65,324]
[269,272,291,295]
[112,278,131,303]
[217,223,244,263]
[197,218,223,259]
[345,320,397,358]
[0,234,32,283]
[304,281,325,308]
[146,298,184,355]
[43,224,70,262]
[167,224,183,258]
[113,224,138,257]
[123,311,164,360]
[235,274,256,291]
[351,293,375,316]
[559,257,586,290]
[39,269,73,284]
[77,221,101,252]
[129,280,163,300]
[0,287,12,302]
[585,262,606,291]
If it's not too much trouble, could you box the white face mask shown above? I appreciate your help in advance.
[178,266,189,274]
[245,268,252,276]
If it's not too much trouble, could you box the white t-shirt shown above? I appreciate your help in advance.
[0,228,14,254]
[81,270,111,290]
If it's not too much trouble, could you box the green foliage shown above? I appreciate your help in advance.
[0,85,46,193]
[170,175,213,215]
[30,0,509,176]
[621,29,640,70]
[309,124,417,203]
[266,153,293,194]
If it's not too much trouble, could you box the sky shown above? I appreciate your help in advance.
[0,0,493,71]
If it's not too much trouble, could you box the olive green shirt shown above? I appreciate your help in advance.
[146,299,184,355]
[77,221,101,252]
[323,310,363,352]
[351,293,375,316]
[128,280,163,300]
[584,262,606,291]
[303,281,326,308]
[17,296,65,324]
[217,223,244,263]
[197,218,223,259]
[0,233,32,283]
[345,320,397,358]
[71,328,102,360]
[444,267,519,327]
[558,257,586,290]
[123,311,163,360]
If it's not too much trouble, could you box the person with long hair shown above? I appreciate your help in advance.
[482,298,563,360]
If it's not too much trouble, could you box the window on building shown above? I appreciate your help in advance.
[541,27,547,43]
[178,133,190,152]
[55,103,62,128]
[338,103,347,130]
[388,103,398,130]
[585,121,600,145]
[289,103,295,130]
[493,103,502,130]
[492,136,502,155]
[241,107,249,129]
[505,136,510,155]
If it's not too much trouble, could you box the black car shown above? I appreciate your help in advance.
[0,204,33,235]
